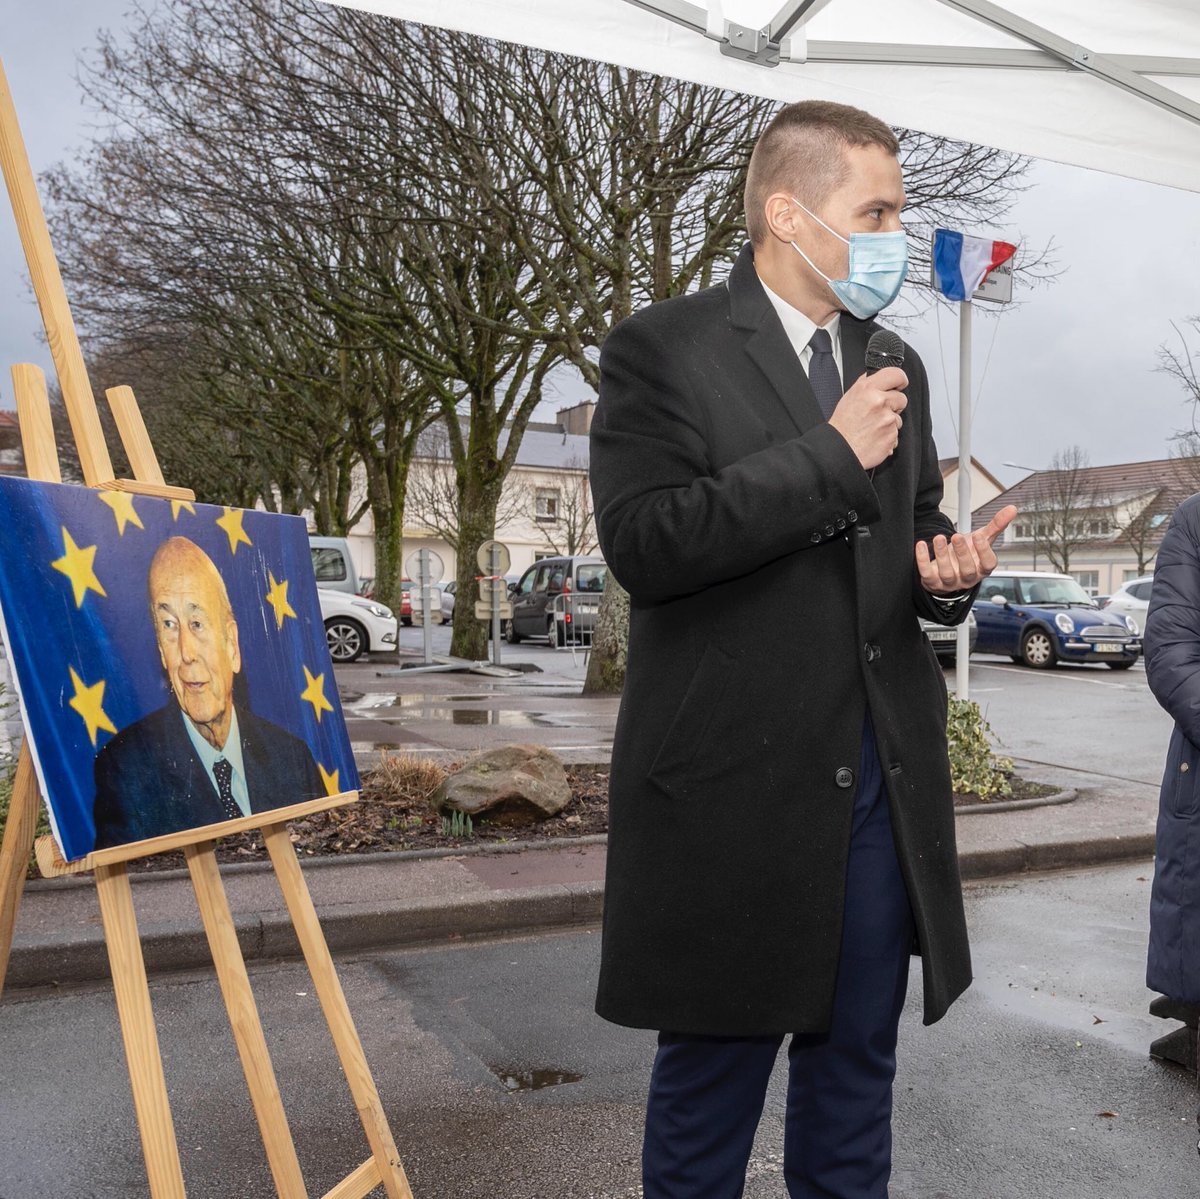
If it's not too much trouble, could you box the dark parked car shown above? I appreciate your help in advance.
[920,610,977,662]
[505,555,607,646]
[972,570,1140,669]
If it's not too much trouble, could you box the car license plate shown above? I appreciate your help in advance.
[928,630,957,641]
[1094,642,1123,654]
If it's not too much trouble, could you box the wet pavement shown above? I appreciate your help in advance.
[2,861,1197,1198]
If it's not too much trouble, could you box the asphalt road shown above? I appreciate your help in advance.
[2,861,1196,1198]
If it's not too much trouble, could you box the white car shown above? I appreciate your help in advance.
[318,588,397,663]
[1105,575,1153,635]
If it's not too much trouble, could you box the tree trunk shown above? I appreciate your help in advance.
[450,472,503,661]
[583,574,629,695]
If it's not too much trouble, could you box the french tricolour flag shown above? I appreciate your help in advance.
[932,229,1017,301]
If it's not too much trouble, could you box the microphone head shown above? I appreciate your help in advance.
[865,329,905,373]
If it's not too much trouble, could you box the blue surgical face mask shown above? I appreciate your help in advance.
[789,197,908,320]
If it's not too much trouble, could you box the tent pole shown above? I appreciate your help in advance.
[955,298,973,702]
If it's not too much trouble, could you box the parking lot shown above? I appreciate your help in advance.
[332,624,1176,794]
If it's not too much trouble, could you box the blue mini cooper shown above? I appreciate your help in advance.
[972,571,1141,670]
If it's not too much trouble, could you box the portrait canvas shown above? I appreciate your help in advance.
[0,478,359,862]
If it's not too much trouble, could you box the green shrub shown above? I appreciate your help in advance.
[946,697,1013,801]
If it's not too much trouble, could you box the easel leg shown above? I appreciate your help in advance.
[95,862,187,1198]
[263,825,414,1199]
[0,747,39,999]
[185,842,308,1199]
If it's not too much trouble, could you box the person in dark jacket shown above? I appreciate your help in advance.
[590,100,1015,1199]
[1144,494,1200,1005]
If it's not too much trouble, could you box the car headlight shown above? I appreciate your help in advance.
[354,601,393,619]
[1054,613,1074,633]
[1123,614,1139,634]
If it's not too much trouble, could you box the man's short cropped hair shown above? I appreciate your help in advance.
[744,100,900,246]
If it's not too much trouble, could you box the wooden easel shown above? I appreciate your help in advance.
[0,60,414,1199]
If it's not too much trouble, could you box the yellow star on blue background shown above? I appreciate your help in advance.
[67,666,117,746]
[216,506,252,554]
[97,490,144,535]
[265,571,298,630]
[52,527,107,608]
[301,665,334,723]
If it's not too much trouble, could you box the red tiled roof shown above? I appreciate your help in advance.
[972,456,1191,547]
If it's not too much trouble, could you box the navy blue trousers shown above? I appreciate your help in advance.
[642,719,915,1199]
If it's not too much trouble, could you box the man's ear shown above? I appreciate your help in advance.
[228,620,242,675]
[764,192,802,244]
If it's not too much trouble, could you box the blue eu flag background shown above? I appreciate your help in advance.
[0,478,360,861]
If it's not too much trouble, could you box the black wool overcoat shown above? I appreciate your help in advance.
[589,244,974,1036]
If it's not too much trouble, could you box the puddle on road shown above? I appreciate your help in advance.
[489,1066,584,1093]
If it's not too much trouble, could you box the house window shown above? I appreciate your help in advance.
[1084,519,1110,536]
[535,488,560,523]
[1123,568,1142,582]
[1071,570,1099,596]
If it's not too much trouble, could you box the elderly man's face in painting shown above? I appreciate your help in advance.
[148,538,241,750]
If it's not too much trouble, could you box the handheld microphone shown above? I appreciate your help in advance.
[864,329,904,374]
[863,330,905,490]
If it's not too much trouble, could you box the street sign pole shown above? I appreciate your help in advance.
[490,544,502,666]
[956,299,973,703]
[419,548,433,667]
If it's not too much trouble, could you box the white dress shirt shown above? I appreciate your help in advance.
[759,277,843,387]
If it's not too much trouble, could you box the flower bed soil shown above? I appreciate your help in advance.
[117,766,1057,874]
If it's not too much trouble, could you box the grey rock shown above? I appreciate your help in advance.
[434,744,571,825]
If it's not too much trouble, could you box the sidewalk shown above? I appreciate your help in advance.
[2,648,1162,992]
[5,768,1156,992]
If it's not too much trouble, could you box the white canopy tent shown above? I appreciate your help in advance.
[331,0,1200,192]
[327,0,1200,693]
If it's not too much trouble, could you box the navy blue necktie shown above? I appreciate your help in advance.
[213,757,241,820]
[807,328,842,420]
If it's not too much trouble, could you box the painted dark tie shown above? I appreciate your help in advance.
[807,328,843,420]
[213,757,241,820]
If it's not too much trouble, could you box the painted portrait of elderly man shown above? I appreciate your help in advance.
[0,479,357,862]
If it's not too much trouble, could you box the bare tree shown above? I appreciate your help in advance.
[1103,485,1167,575]
[527,457,598,557]
[1018,446,1107,574]
[405,423,530,551]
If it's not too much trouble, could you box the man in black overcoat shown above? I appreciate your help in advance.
[588,100,1017,1198]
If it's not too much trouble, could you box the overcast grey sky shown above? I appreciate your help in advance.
[3,1,1200,491]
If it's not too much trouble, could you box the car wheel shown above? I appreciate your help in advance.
[505,618,522,645]
[324,617,367,663]
[1020,627,1057,669]
[1106,659,1137,670]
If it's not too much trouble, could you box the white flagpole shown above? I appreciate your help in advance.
[955,298,973,702]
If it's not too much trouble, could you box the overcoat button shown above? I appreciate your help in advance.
[836,518,847,530]
[810,532,822,544]
[824,524,835,537]
[835,767,855,789]
[1183,762,1191,773]
[847,510,857,522]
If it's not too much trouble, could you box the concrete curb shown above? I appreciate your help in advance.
[7,881,605,991]
[958,832,1155,881]
[954,787,1078,816]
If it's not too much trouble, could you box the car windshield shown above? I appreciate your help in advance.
[1017,577,1095,607]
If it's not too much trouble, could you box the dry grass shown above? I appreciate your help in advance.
[361,752,448,807]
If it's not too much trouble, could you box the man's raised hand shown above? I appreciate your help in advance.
[916,505,1018,595]
[829,367,908,471]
